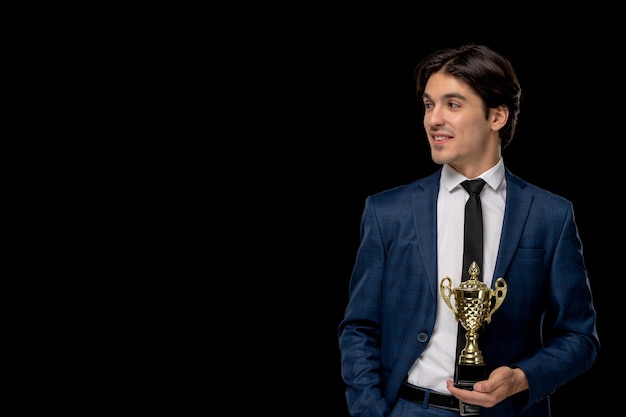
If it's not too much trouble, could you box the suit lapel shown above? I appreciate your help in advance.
[494,170,533,282]
[411,171,441,300]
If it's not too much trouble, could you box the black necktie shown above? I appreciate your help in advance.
[455,178,486,387]
[460,179,486,281]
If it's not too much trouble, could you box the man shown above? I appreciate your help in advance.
[338,44,599,416]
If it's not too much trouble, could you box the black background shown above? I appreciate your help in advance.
[232,17,619,416]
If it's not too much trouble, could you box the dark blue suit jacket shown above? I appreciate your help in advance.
[338,167,599,417]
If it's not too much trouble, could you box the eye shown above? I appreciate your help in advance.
[448,102,460,109]
[423,102,433,109]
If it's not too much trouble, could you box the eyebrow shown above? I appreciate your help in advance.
[422,92,467,101]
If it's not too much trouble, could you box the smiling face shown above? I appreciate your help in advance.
[422,71,508,178]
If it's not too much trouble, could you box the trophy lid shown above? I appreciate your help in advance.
[458,261,488,290]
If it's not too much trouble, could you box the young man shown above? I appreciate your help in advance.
[338,44,599,416]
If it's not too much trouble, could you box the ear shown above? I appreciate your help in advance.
[491,105,509,131]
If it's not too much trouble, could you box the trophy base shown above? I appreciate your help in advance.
[454,363,487,390]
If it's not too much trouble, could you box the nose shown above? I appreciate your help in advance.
[425,105,444,127]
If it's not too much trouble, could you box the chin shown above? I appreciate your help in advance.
[431,153,449,165]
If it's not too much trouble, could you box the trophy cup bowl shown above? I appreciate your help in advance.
[440,261,507,389]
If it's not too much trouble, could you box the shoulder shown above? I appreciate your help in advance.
[367,169,441,204]
[505,169,573,210]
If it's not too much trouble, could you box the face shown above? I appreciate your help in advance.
[422,71,506,177]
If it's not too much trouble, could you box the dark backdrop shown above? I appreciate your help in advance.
[235,23,618,416]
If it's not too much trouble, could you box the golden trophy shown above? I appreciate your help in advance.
[440,261,507,390]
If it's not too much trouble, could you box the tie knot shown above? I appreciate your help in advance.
[461,179,486,195]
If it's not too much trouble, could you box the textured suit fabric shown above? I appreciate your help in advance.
[338,167,599,417]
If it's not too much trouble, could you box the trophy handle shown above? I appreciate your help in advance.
[440,277,457,316]
[485,277,507,323]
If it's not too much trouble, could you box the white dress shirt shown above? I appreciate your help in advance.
[407,159,506,393]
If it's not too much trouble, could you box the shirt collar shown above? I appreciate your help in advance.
[441,158,505,192]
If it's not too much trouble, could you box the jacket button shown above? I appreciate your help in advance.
[417,333,428,342]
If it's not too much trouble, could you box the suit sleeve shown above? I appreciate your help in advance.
[338,196,389,417]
